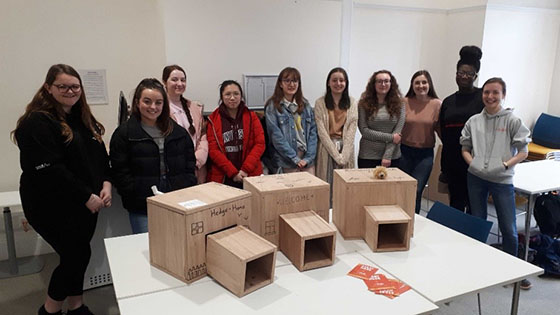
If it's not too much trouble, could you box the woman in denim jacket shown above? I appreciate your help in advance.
[265,67,317,174]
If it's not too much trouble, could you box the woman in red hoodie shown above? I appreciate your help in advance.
[206,80,265,188]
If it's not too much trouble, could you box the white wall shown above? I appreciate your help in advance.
[349,6,448,98]
[162,0,342,110]
[439,7,486,98]
[549,29,560,116]
[478,5,560,127]
[0,0,167,258]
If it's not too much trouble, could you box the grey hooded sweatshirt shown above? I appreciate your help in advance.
[460,107,531,184]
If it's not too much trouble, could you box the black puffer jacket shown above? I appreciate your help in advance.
[16,111,110,223]
[110,115,197,214]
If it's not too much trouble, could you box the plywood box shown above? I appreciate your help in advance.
[206,226,277,297]
[243,172,329,245]
[364,205,411,252]
[147,182,252,283]
[279,211,336,271]
[333,168,416,239]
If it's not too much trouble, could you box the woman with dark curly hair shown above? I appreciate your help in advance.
[357,70,405,168]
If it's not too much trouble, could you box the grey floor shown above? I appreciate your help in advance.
[1,199,558,315]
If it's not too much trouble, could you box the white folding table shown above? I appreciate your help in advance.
[359,215,543,314]
[0,191,44,278]
[113,251,438,315]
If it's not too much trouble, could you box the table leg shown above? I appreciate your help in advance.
[3,207,18,274]
[0,206,44,278]
[511,282,521,315]
[523,194,535,261]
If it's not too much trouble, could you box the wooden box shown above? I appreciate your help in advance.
[147,182,252,283]
[206,226,277,297]
[332,168,416,239]
[243,172,330,245]
[279,211,336,271]
[364,205,411,252]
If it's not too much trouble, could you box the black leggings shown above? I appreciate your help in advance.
[28,210,97,301]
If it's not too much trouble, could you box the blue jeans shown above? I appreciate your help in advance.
[399,144,434,214]
[128,175,170,234]
[467,172,518,256]
[128,212,148,234]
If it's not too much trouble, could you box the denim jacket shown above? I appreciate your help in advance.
[265,98,317,169]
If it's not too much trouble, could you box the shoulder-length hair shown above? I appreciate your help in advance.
[268,67,305,114]
[12,64,104,144]
[325,67,351,110]
[162,64,195,136]
[405,70,439,99]
[131,78,173,137]
[358,70,402,119]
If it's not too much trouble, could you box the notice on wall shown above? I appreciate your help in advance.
[243,74,278,107]
[78,69,109,105]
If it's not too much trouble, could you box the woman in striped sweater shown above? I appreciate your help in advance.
[357,70,405,168]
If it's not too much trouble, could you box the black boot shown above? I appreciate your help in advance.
[38,305,63,315]
[66,304,94,315]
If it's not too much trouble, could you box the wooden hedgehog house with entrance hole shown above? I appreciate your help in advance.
[244,172,336,271]
[332,168,416,251]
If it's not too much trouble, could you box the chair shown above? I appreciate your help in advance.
[528,113,560,160]
[427,201,493,315]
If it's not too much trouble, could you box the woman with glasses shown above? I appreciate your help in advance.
[206,80,265,188]
[162,65,208,184]
[110,78,197,234]
[265,67,317,174]
[400,70,441,213]
[357,70,405,168]
[314,67,357,201]
[13,64,111,315]
[439,46,484,214]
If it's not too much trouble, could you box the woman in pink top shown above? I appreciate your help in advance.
[400,70,442,213]
[162,65,208,183]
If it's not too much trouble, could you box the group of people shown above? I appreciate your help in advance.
[12,45,531,315]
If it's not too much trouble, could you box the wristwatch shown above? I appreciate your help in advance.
[503,161,509,170]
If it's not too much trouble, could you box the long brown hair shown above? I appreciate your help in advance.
[268,67,305,113]
[358,70,402,119]
[131,78,173,136]
[405,70,439,99]
[162,65,196,135]
[12,64,104,144]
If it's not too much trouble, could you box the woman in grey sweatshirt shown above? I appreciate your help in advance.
[460,77,530,259]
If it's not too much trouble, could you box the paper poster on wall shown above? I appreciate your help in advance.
[243,74,278,107]
[78,69,109,105]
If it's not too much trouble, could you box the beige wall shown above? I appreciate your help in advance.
[162,0,342,110]
[1,0,167,192]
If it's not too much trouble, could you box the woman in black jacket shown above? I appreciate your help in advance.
[13,64,111,315]
[110,78,197,234]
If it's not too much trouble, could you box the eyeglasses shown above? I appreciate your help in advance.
[53,84,82,93]
[282,79,299,85]
[375,79,391,85]
[456,71,476,78]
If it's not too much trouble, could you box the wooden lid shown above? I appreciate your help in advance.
[364,205,411,223]
[147,182,251,215]
[334,168,415,184]
[243,173,329,192]
[208,226,276,260]
[280,211,335,238]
